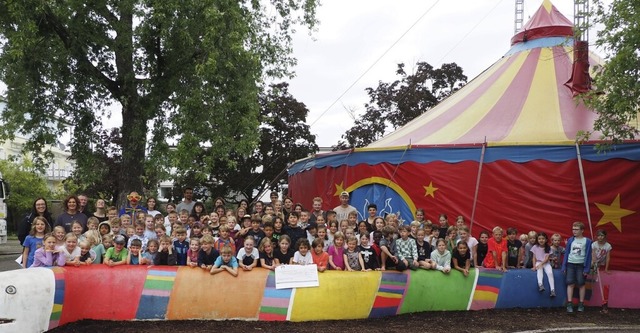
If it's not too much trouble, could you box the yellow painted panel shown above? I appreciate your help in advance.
[147,276,175,282]
[421,51,530,144]
[503,47,567,142]
[52,304,63,313]
[473,290,498,302]
[376,291,403,299]
[289,271,381,321]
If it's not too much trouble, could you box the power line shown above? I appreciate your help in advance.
[308,0,442,127]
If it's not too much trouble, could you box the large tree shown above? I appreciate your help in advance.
[335,62,467,150]
[0,0,318,205]
[68,127,123,203]
[583,0,640,142]
[172,82,317,204]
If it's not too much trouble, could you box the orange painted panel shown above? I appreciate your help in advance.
[166,267,269,320]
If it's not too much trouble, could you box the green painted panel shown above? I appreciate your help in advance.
[143,279,174,291]
[399,269,477,312]
[260,306,288,315]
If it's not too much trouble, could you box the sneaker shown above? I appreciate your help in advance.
[538,284,545,292]
[578,302,585,312]
[550,290,556,297]
[566,303,574,313]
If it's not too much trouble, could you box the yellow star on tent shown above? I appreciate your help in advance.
[334,182,345,197]
[423,181,438,198]
[595,194,635,232]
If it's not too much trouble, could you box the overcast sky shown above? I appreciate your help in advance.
[0,0,606,149]
[288,0,604,147]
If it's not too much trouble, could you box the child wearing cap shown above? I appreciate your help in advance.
[333,191,357,223]
[104,235,129,267]
[233,215,252,251]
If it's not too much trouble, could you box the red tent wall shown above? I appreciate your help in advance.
[288,147,640,271]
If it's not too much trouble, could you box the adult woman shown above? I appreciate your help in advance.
[92,199,109,222]
[54,195,88,233]
[18,197,54,246]
[146,197,161,217]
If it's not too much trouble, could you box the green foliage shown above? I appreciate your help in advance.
[0,159,51,223]
[335,62,467,150]
[582,0,640,143]
[0,0,318,206]
[67,128,122,203]
[173,82,317,203]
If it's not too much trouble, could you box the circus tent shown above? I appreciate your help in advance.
[288,1,640,270]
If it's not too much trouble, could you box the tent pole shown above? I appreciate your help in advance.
[575,143,604,306]
[381,144,411,224]
[469,141,487,235]
[575,144,594,238]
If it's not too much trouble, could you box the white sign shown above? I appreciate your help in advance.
[275,264,319,289]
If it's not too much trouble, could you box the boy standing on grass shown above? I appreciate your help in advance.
[562,221,592,314]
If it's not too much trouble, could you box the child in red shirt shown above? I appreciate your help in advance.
[311,238,329,272]
[484,226,507,271]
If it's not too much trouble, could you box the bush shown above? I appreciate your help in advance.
[0,159,52,231]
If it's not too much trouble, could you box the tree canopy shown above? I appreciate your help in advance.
[583,0,640,143]
[171,82,317,204]
[335,61,467,150]
[0,0,318,205]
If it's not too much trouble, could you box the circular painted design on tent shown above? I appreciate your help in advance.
[348,182,415,225]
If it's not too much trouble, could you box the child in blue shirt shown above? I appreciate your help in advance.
[210,245,238,276]
[173,227,189,266]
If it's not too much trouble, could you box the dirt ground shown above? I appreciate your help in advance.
[50,308,640,333]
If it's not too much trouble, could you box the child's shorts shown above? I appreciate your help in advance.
[565,262,586,286]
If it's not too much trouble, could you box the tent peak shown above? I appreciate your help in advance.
[511,0,573,46]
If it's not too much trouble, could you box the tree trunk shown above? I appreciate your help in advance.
[117,98,148,208]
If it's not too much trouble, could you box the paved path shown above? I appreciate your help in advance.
[0,239,23,271]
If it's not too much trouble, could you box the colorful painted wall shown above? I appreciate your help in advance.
[1,266,639,332]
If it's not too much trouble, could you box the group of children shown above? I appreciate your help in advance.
[480,221,613,313]
[22,200,613,313]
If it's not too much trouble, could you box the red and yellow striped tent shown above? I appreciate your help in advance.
[289,0,640,270]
